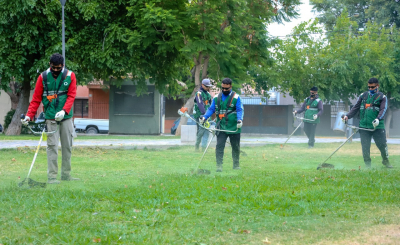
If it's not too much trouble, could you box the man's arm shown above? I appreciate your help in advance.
[316,100,323,117]
[296,99,307,114]
[195,92,206,115]
[346,96,362,119]
[203,98,216,119]
[63,72,77,114]
[236,96,243,120]
[377,95,388,120]
[26,75,44,119]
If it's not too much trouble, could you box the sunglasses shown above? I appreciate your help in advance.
[368,86,377,89]
[51,65,63,71]
[221,87,231,91]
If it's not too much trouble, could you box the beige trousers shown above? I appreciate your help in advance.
[46,118,74,179]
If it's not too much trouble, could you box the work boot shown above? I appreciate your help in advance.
[308,145,314,149]
[61,176,81,181]
[233,163,240,170]
[216,164,223,172]
[48,178,60,184]
[365,161,371,168]
[382,160,393,169]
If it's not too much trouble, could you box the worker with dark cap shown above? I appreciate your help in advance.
[193,78,213,151]
[293,86,323,148]
[342,77,392,168]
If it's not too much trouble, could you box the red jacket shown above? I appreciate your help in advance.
[27,70,77,119]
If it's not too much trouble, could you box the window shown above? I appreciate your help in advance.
[113,85,155,115]
[74,99,89,118]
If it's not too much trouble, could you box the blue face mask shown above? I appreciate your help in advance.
[369,87,377,95]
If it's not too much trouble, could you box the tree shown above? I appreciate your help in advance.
[124,0,301,135]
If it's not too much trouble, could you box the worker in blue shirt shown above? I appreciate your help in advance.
[200,78,244,172]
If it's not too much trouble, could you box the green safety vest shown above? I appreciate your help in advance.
[359,91,385,129]
[304,97,321,124]
[214,91,241,134]
[193,90,212,119]
[42,69,73,120]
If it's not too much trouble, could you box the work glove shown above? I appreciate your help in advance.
[21,116,30,126]
[293,110,297,116]
[372,119,379,128]
[199,116,205,124]
[237,120,243,129]
[313,114,318,120]
[341,114,348,122]
[55,110,65,122]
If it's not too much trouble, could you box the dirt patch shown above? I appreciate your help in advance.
[316,224,400,245]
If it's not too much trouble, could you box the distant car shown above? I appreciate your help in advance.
[170,115,197,135]
[74,118,109,134]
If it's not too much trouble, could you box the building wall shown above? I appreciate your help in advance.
[89,89,109,119]
[76,86,89,98]
[0,91,12,126]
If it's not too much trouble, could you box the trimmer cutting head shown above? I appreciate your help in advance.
[317,163,335,170]
[18,178,46,188]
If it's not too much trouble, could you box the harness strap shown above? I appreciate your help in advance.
[216,91,237,128]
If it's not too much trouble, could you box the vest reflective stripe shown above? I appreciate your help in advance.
[42,90,68,96]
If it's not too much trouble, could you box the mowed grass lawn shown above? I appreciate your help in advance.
[1,143,399,244]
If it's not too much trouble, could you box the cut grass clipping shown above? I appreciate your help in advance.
[0,143,399,244]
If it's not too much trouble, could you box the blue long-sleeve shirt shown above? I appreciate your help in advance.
[203,91,243,121]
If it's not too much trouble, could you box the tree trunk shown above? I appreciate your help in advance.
[5,80,21,110]
[5,81,31,135]
[175,53,204,136]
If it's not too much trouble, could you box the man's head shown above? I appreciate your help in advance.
[368,77,379,94]
[49,53,64,77]
[310,86,318,98]
[201,79,213,91]
[221,78,232,95]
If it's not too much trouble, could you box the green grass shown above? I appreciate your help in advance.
[0,134,179,141]
[1,143,399,244]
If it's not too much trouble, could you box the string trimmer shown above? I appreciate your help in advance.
[178,108,239,175]
[18,114,59,188]
[317,121,376,170]
[280,115,316,149]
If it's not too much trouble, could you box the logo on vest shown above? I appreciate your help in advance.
[64,82,68,86]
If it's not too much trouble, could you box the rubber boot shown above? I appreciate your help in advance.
[216,164,223,172]
[382,160,393,168]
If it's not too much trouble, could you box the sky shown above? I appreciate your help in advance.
[267,0,318,38]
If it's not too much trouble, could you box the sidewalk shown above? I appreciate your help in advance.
[1,136,399,150]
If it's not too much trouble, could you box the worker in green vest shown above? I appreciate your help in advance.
[200,78,244,172]
[342,78,392,168]
[193,79,213,151]
[293,86,323,148]
[21,53,80,184]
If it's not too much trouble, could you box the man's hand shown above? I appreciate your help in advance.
[237,120,243,129]
[21,116,31,126]
[372,119,379,128]
[55,110,65,122]
[199,116,205,124]
[293,110,297,116]
[313,114,318,120]
[341,114,348,122]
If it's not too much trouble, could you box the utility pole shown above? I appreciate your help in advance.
[60,0,67,66]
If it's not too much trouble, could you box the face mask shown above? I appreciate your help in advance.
[369,88,377,95]
[222,90,230,95]
[310,93,316,98]
[50,68,62,77]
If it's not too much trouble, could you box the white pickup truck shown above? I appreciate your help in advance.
[74,118,109,134]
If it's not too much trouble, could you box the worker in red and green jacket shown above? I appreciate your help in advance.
[21,53,79,184]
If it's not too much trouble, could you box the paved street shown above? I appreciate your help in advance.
[1,136,399,149]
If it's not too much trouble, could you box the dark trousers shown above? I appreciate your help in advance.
[303,122,317,147]
[216,132,240,167]
[359,129,389,164]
